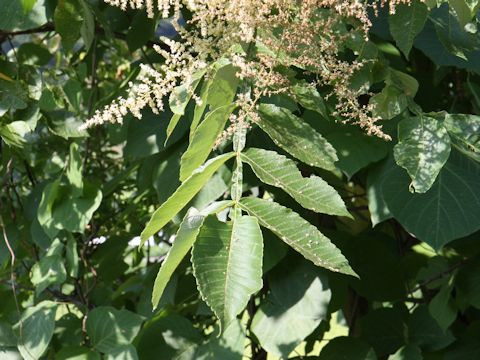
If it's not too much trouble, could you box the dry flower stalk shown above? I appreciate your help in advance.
[82,0,423,140]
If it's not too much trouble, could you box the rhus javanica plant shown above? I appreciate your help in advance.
[1,0,480,358]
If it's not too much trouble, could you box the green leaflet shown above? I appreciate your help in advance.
[370,85,409,120]
[366,160,393,227]
[67,142,83,196]
[190,61,239,138]
[429,279,457,332]
[191,79,211,139]
[37,178,62,239]
[241,148,351,217]
[0,80,28,114]
[151,201,233,309]
[152,210,206,309]
[170,71,206,116]
[0,121,31,148]
[389,0,428,58]
[394,115,451,193]
[66,235,79,278]
[290,81,329,119]
[55,347,101,359]
[205,61,239,109]
[239,197,356,276]
[192,215,263,331]
[257,103,338,170]
[141,152,235,244]
[165,114,182,145]
[180,104,237,181]
[370,69,418,120]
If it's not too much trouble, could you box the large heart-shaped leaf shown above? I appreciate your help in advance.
[192,215,263,330]
[444,113,480,162]
[394,115,451,193]
[257,104,338,170]
[251,260,331,358]
[381,152,480,250]
[239,197,356,276]
[141,152,235,243]
[241,148,350,217]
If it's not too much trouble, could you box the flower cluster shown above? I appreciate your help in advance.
[82,0,424,139]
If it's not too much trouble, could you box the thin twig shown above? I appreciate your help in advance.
[1,217,23,338]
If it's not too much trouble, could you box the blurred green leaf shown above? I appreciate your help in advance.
[389,0,428,58]
[54,0,83,51]
[126,12,156,52]
[30,254,67,293]
[408,305,455,351]
[389,344,422,360]
[326,129,388,178]
[251,260,331,358]
[360,307,406,357]
[0,0,47,31]
[444,113,480,162]
[86,307,144,354]
[13,301,57,360]
[319,337,377,360]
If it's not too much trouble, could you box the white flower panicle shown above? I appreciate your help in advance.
[83,0,425,138]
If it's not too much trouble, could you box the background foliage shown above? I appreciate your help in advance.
[1,0,480,359]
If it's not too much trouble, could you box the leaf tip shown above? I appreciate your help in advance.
[341,265,359,278]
